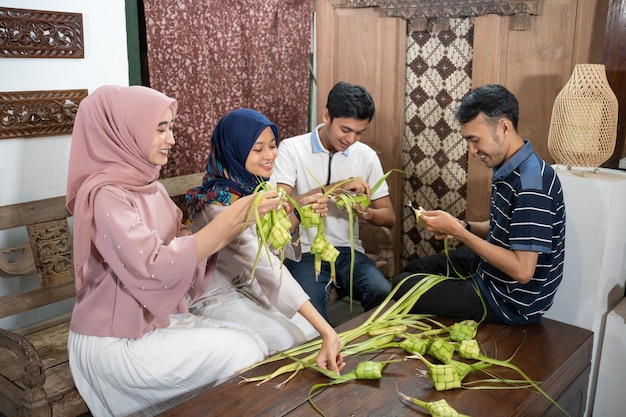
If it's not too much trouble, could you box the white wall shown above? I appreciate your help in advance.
[0,0,129,329]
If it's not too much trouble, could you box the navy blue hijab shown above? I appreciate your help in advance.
[186,108,279,219]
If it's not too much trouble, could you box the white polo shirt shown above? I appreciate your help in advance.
[271,124,389,253]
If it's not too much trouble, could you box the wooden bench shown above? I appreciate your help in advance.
[158,311,594,417]
[0,173,203,417]
[0,171,395,417]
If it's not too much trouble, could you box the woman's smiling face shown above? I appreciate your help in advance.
[148,108,175,166]
[245,126,278,177]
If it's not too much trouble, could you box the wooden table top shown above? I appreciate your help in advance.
[159,312,593,417]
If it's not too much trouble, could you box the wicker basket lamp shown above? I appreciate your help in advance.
[547,64,619,169]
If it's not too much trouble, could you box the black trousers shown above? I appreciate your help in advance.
[392,245,502,324]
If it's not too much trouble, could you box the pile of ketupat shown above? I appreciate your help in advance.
[240,190,571,417]
[238,274,570,417]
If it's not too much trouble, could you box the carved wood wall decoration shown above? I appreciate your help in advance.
[0,89,87,140]
[0,7,84,58]
[345,0,542,31]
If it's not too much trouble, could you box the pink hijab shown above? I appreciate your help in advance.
[66,85,178,286]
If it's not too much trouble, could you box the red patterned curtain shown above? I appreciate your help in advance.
[143,1,313,178]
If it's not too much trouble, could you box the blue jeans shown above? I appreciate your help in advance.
[284,247,392,322]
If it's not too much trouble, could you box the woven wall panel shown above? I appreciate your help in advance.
[402,17,474,263]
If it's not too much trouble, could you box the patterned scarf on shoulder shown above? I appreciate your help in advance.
[186,108,279,219]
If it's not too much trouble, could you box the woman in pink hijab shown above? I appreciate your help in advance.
[65,85,279,417]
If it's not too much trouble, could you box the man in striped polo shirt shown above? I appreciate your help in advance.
[393,84,566,325]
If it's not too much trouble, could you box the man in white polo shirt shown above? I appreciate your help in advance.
[272,81,395,322]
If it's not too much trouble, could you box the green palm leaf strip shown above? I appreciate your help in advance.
[283,353,402,417]
[405,201,488,323]
[330,191,356,312]
[454,337,571,416]
[246,180,303,279]
[240,274,449,385]
[304,167,403,314]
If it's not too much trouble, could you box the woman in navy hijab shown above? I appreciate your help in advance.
[186,109,345,374]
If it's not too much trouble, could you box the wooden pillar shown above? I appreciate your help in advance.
[603,0,626,167]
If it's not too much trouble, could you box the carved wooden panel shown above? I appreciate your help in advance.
[344,0,542,30]
[0,89,87,140]
[0,7,84,58]
[27,219,74,288]
[346,0,541,14]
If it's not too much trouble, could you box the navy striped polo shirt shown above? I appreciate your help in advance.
[475,140,566,324]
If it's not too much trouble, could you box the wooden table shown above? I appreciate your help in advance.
[159,312,593,417]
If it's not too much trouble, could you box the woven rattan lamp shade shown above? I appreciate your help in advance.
[548,64,618,168]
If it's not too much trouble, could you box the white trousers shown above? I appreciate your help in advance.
[68,313,268,417]
[191,296,319,355]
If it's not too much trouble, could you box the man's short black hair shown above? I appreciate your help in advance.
[326,81,375,122]
[455,84,519,130]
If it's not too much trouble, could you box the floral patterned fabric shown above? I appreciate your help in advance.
[143,1,313,178]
